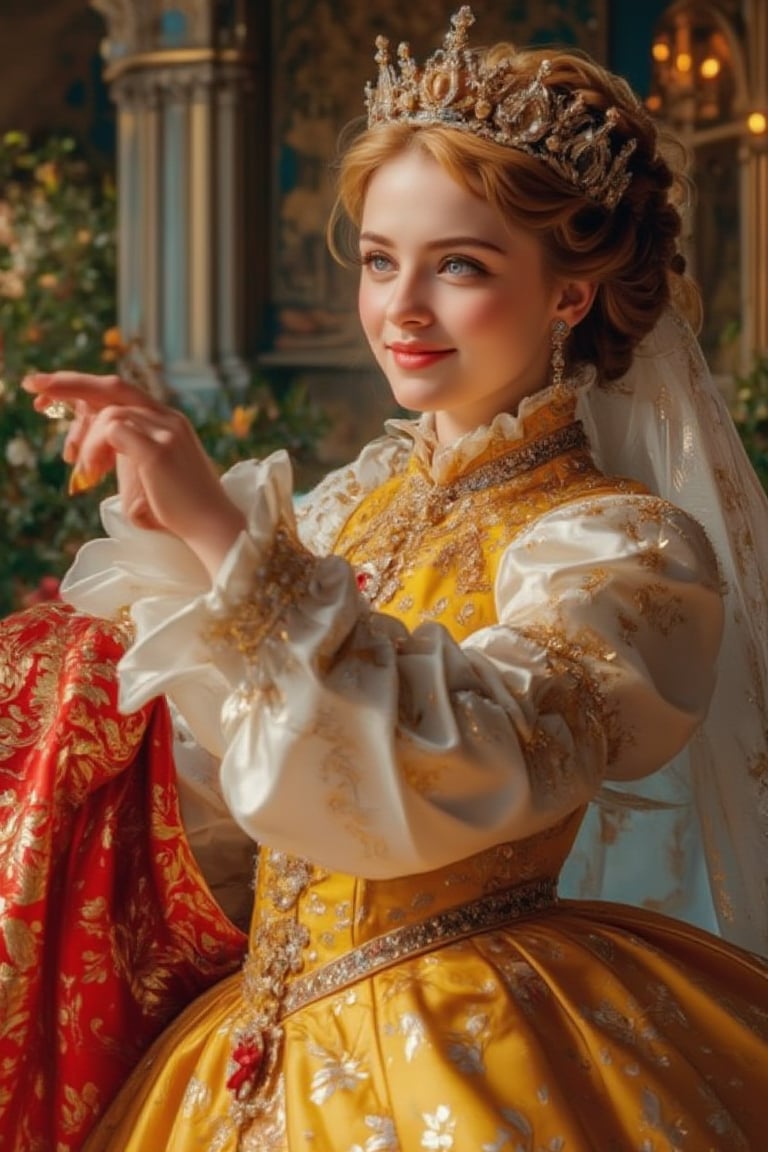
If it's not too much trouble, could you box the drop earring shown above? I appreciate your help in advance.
[550,318,570,389]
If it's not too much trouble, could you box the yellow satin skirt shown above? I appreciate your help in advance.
[84,901,768,1151]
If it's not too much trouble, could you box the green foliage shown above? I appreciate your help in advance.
[731,353,768,493]
[0,131,116,616]
[0,131,325,617]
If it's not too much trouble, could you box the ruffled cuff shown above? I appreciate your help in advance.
[60,495,210,620]
[62,451,313,745]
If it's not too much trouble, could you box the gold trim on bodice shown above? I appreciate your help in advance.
[412,419,589,511]
[281,876,558,1017]
[335,397,643,627]
[226,863,561,1127]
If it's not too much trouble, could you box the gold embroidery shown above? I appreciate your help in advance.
[337,422,601,611]
[638,545,665,572]
[632,583,685,635]
[747,750,768,784]
[580,567,611,595]
[335,407,649,637]
[455,602,476,627]
[0,602,246,1150]
[514,621,630,769]
[206,523,315,665]
[421,596,449,620]
[223,851,316,1133]
[287,706,394,862]
[402,760,443,795]
[114,604,137,643]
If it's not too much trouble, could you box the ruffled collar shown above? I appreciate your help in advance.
[384,368,596,485]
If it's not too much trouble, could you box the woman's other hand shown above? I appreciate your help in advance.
[23,372,246,580]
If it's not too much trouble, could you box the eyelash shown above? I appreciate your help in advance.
[360,251,393,273]
[439,256,485,277]
[359,252,487,277]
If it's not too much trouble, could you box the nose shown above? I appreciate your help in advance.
[385,268,434,328]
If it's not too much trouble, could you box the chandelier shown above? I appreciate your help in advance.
[646,2,766,145]
[647,5,736,130]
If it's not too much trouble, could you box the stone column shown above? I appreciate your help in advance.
[91,1,267,404]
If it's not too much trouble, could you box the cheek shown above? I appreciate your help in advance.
[456,290,523,343]
[459,284,547,347]
[358,279,382,340]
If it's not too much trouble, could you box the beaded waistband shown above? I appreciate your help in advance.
[281,875,558,1018]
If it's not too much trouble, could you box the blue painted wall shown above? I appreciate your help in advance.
[609,0,670,95]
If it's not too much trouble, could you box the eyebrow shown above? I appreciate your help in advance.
[359,231,506,254]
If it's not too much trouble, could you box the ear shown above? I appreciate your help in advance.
[553,280,596,328]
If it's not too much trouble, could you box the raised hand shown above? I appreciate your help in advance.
[23,372,246,580]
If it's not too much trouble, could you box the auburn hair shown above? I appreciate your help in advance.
[329,44,699,383]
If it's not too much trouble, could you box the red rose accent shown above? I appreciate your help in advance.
[226,1033,264,1094]
[356,570,371,593]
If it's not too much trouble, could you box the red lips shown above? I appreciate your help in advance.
[387,342,454,369]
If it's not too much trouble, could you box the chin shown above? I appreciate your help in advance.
[388,382,445,413]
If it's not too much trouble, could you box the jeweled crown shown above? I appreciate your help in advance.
[365,6,637,210]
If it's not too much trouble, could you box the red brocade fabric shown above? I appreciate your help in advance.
[0,603,247,1152]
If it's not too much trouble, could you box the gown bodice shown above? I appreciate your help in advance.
[249,388,644,986]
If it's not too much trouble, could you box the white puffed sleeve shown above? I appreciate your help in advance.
[62,454,723,879]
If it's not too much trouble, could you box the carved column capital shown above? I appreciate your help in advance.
[91,0,253,72]
[111,54,256,107]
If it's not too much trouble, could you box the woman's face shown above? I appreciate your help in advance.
[358,148,573,443]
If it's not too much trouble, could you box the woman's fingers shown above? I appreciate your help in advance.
[73,404,167,489]
[95,407,244,572]
[25,371,173,501]
[116,454,162,529]
[25,371,244,571]
[65,403,172,494]
[62,403,94,466]
[23,371,161,415]
[73,403,219,535]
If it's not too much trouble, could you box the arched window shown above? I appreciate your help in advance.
[647,1,747,375]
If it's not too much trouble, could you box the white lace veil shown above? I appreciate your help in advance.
[576,307,768,957]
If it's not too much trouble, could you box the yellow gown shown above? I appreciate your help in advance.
[79,388,768,1151]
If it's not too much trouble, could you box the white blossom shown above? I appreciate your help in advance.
[5,436,36,469]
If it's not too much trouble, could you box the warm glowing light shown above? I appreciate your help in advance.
[675,52,693,73]
[747,111,768,135]
[652,40,671,63]
[645,94,662,112]
[700,56,721,79]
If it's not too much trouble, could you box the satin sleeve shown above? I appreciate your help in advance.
[61,450,723,879]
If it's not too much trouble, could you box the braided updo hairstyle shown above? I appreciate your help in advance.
[331,43,699,384]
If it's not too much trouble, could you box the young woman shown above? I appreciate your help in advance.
[15,7,768,1149]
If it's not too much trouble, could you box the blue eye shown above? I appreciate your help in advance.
[362,252,393,273]
[441,256,483,276]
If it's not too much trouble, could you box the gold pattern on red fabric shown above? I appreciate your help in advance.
[0,603,247,1152]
